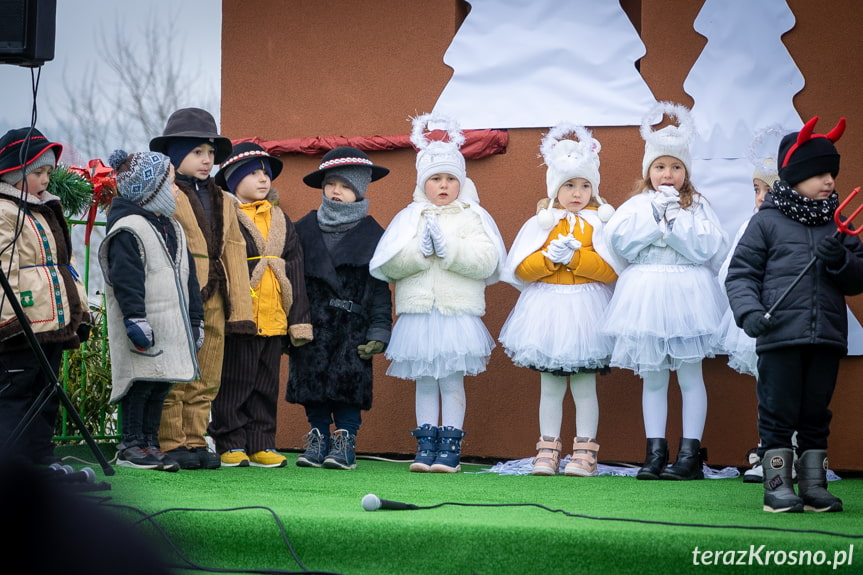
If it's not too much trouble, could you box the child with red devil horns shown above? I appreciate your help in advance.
[726,116,863,513]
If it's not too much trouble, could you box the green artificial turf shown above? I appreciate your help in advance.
[57,445,863,575]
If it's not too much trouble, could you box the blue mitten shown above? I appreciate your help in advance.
[124,317,154,350]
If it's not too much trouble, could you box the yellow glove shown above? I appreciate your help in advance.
[357,340,385,360]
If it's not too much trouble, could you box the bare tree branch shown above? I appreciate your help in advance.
[53,16,217,161]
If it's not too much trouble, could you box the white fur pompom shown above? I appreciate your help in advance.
[597,202,615,222]
[538,208,555,229]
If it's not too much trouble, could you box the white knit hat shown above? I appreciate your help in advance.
[640,101,695,179]
[411,113,466,191]
[538,123,613,227]
[748,125,783,188]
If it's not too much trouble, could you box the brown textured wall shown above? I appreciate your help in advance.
[221,0,863,470]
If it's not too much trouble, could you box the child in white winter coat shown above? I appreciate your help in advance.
[370,114,506,473]
[500,124,621,477]
[601,102,728,481]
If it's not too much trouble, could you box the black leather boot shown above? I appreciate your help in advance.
[763,448,804,513]
[661,437,706,480]
[796,450,843,512]
[636,437,668,480]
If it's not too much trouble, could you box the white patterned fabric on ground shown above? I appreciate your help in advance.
[471,456,842,480]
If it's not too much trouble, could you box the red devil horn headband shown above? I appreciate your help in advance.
[781,116,847,168]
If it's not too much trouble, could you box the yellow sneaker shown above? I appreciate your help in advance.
[220,449,250,467]
[249,449,287,468]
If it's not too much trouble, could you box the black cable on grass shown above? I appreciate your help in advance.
[406,500,863,539]
[101,501,347,575]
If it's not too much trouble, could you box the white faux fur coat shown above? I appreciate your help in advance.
[374,202,500,316]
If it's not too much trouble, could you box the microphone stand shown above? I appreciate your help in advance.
[0,265,114,476]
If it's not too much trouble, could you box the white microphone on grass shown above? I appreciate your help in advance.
[362,493,419,511]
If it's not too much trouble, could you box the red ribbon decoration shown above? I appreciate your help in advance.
[70,159,116,246]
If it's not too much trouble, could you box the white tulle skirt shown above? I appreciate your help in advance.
[601,263,726,375]
[499,282,613,373]
[386,309,495,380]
[711,307,758,377]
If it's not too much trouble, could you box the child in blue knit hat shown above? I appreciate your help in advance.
[101,149,205,471]
[209,142,313,468]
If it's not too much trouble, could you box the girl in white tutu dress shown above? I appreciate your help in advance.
[499,124,622,477]
[369,113,506,474]
[601,102,728,481]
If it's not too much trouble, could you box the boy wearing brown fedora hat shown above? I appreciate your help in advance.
[149,108,256,470]
[0,127,91,466]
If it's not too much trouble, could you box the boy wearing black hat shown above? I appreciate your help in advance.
[101,149,205,471]
[209,143,313,468]
[726,117,863,513]
[149,108,256,470]
[286,147,392,470]
[0,127,90,466]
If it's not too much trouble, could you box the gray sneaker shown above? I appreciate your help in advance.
[322,429,356,470]
[117,445,161,470]
[296,429,328,468]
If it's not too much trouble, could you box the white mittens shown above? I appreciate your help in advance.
[420,217,435,257]
[543,234,581,265]
[652,185,681,221]
[424,214,447,258]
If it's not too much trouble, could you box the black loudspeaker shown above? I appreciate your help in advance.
[0,0,56,67]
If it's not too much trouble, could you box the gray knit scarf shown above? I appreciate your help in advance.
[317,195,369,231]
[771,181,839,226]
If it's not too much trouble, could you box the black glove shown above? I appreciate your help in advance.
[76,323,91,343]
[742,312,771,338]
[815,235,846,269]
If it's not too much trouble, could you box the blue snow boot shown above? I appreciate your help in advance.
[430,426,465,473]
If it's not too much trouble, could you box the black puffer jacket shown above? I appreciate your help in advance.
[725,192,863,354]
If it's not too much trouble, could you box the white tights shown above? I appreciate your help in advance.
[415,372,466,429]
[538,372,598,439]
[641,361,707,440]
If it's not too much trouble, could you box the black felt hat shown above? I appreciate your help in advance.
[302,146,389,189]
[214,142,283,190]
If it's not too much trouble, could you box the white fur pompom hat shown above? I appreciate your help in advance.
[640,101,695,179]
[748,125,784,188]
[538,123,613,228]
[411,112,467,192]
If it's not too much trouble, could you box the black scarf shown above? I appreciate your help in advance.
[771,181,839,226]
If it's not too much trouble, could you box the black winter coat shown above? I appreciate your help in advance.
[286,212,392,409]
[725,193,863,354]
